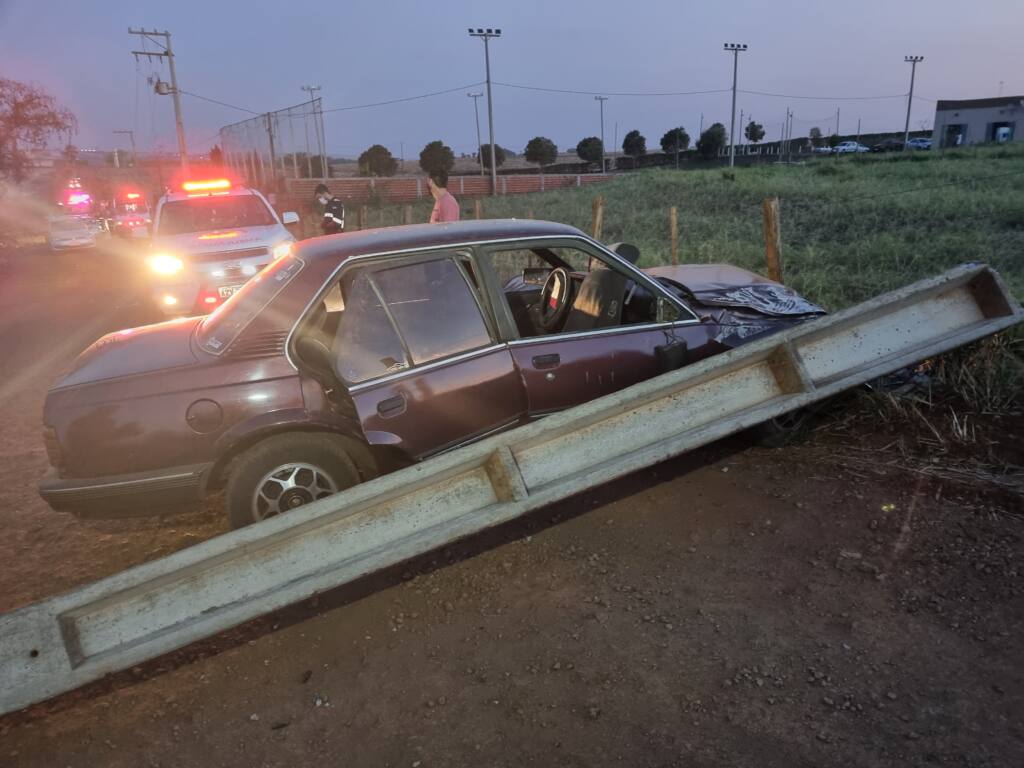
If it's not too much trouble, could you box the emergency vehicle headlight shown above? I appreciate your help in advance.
[150,253,184,276]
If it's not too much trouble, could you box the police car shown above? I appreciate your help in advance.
[145,178,299,316]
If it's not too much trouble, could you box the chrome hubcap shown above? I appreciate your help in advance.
[253,462,339,521]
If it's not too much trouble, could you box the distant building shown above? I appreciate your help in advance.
[932,96,1022,148]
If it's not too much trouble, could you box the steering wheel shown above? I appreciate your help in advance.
[538,267,573,331]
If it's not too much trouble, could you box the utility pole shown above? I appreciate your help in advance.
[113,129,136,167]
[468,28,501,195]
[595,96,608,173]
[301,85,325,178]
[723,43,747,168]
[467,92,484,176]
[739,109,744,152]
[856,117,861,147]
[699,113,704,137]
[903,56,924,149]
[129,28,187,170]
[835,107,841,137]
[400,141,405,173]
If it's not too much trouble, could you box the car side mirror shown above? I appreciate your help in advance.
[282,211,300,225]
[131,225,150,240]
[656,296,681,323]
[609,242,641,265]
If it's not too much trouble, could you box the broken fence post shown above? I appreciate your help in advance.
[591,195,604,241]
[762,197,784,283]
[403,205,413,225]
[669,206,679,266]
[474,199,483,220]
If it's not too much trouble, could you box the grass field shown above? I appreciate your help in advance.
[369,143,1024,312]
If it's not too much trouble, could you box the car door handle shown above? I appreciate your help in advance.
[532,354,560,370]
[376,395,406,418]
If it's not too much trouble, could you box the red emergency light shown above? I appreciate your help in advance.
[182,178,232,193]
[125,192,141,200]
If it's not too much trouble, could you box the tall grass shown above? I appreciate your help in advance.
[366,144,1024,312]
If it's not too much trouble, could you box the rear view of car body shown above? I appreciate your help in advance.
[47,215,97,251]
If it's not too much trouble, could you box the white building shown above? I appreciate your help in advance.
[932,96,1022,148]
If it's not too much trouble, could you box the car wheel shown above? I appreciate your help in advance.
[226,433,360,529]
[752,408,812,448]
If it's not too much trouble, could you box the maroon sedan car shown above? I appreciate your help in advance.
[39,220,824,528]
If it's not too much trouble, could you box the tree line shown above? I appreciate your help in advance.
[361,119,769,176]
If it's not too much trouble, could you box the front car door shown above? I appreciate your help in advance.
[477,238,715,417]
[329,251,527,459]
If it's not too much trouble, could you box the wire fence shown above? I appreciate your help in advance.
[218,98,327,187]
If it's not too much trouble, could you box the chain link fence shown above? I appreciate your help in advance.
[219,98,328,188]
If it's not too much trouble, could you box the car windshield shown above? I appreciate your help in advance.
[197,254,304,354]
[157,194,275,236]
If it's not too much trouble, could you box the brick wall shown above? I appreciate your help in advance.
[285,174,610,205]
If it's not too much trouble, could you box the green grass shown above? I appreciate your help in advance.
[364,144,1024,311]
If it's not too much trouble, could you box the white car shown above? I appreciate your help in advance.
[906,138,932,150]
[143,178,299,316]
[47,215,96,251]
[834,141,870,154]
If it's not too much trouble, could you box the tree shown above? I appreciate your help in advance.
[479,143,506,170]
[0,77,76,182]
[419,140,455,175]
[62,144,78,164]
[576,136,604,167]
[622,129,646,168]
[744,121,765,144]
[209,145,224,166]
[827,134,841,149]
[660,127,690,155]
[358,144,398,177]
[696,123,727,160]
[809,127,823,147]
[524,136,558,173]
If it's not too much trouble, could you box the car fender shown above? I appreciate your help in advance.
[205,407,376,490]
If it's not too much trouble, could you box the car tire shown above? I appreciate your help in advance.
[752,408,812,448]
[225,433,361,529]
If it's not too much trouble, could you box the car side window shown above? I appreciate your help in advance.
[333,271,409,384]
[373,257,492,365]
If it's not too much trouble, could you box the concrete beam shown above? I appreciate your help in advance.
[1,264,1020,715]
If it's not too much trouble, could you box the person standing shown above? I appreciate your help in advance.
[427,170,459,223]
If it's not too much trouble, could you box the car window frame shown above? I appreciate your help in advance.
[475,236,700,343]
[294,248,505,390]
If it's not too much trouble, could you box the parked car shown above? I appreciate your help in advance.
[39,220,825,529]
[906,138,932,150]
[833,141,870,154]
[140,177,299,317]
[47,215,96,251]
[812,145,834,155]
[870,138,905,153]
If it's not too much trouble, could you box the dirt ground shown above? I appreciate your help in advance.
[0,241,1021,767]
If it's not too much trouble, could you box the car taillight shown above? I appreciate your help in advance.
[42,427,63,470]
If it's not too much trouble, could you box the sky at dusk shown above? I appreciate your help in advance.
[2,0,1021,159]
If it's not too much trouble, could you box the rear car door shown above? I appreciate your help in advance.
[333,252,527,459]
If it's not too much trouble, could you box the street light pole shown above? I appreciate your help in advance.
[723,43,747,168]
[595,96,608,173]
[903,56,924,149]
[469,28,501,196]
[467,92,484,176]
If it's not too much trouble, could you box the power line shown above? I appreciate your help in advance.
[179,89,260,114]
[739,89,908,101]
[495,81,730,97]
[320,83,486,113]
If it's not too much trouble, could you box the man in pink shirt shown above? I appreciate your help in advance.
[427,170,460,223]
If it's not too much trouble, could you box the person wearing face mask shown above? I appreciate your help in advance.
[314,184,345,235]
